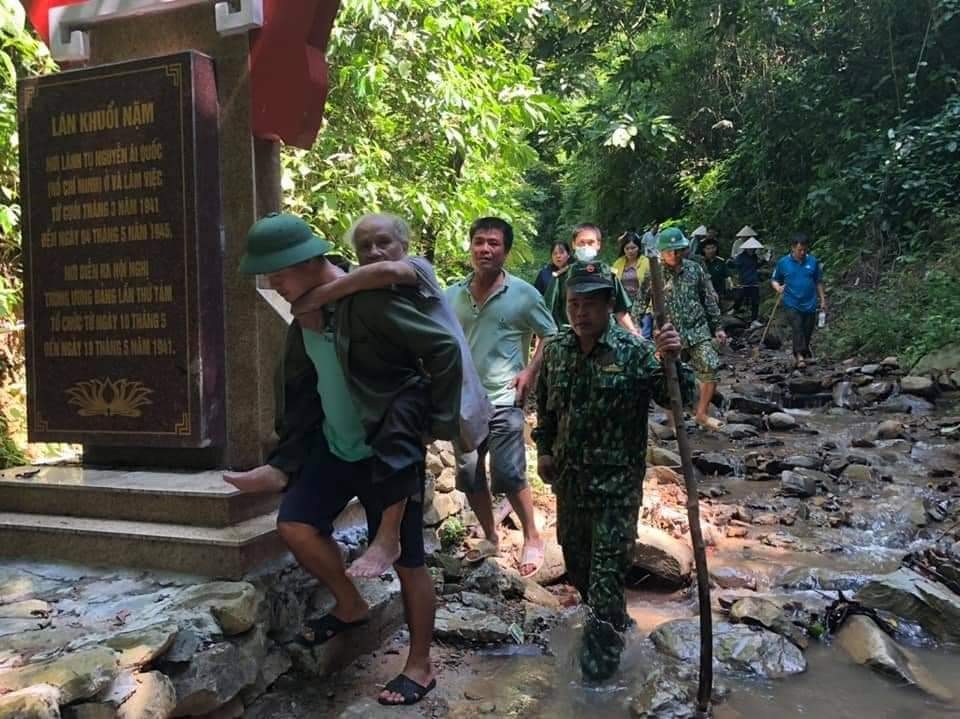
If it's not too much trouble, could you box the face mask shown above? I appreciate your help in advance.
[575,246,598,262]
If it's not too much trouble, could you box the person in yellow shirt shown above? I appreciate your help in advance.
[611,230,652,339]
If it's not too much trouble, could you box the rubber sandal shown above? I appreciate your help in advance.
[518,541,545,578]
[464,538,499,563]
[695,416,724,431]
[378,674,437,706]
[296,613,368,647]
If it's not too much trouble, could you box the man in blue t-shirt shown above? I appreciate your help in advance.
[771,233,827,368]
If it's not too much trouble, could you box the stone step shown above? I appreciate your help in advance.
[0,511,285,579]
[0,466,279,527]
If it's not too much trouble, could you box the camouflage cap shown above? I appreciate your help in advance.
[565,260,615,294]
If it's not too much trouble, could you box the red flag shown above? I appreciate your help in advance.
[20,1,88,44]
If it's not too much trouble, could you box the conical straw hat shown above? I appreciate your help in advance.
[736,225,757,238]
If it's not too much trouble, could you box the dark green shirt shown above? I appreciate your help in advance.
[698,255,729,296]
[267,288,462,480]
[533,319,694,502]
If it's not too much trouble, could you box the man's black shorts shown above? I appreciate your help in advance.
[277,431,426,568]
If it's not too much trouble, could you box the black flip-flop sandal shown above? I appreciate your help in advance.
[296,614,368,647]
[377,674,437,706]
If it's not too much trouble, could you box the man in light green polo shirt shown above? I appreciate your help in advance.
[446,217,557,578]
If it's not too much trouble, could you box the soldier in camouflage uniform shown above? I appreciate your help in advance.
[633,228,727,431]
[534,261,689,681]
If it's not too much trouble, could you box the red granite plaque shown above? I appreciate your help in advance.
[18,52,225,447]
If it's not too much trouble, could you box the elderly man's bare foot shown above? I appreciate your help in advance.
[223,465,288,494]
[347,540,401,578]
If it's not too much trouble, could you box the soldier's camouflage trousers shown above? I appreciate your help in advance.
[555,479,640,681]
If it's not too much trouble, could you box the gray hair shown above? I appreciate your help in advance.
[346,213,411,247]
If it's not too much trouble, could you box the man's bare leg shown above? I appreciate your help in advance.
[694,382,721,430]
[347,499,405,578]
[277,521,368,624]
[223,464,288,494]
[378,564,436,704]
[466,489,500,552]
[509,487,544,576]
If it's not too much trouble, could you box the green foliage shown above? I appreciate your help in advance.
[282,0,554,280]
[438,516,466,552]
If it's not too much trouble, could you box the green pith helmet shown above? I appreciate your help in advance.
[239,212,332,274]
[565,260,615,294]
[657,227,690,252]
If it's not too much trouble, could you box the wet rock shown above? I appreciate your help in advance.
[650,619,806,677]
[841,464,877,483]
[788,377,824,395]
[725,411,765,428]
[881,356,899,368]
[632,525,693,587]
[876,394,936,415]
[628,661,705,718]
[710,566,758,591]
[766,412,798,431]
[728,597,808,649]
[727,394,783,415]
[463,558,524,599]
[832,381,858,409]
[781,471,816,498]
[860,364,882,375]
[116,671,176,719]
[900,375,937,399]
[783,455,820,470]
[522,603,559,636]
[651,447,682,468]
[423,490,465,526]
[872,420,905,440]
[860,381,893,403]
[434,467,456,493]
[721,423,759,440]
[0,646,119,705]
[857,568,960,643]
[835,615,954,702]
[692,452,737,476]
[434,604,512,643]
[650,423,677,441]
[779,567,873,592]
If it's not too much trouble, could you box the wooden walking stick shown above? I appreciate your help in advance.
[648,255,713,715]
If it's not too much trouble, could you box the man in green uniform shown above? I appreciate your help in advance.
[634,228,727,430]
[534,261,687,681]
[697,235,729,301]
[227,213,460,706]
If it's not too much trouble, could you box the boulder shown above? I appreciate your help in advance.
[426,452,445,477]
[650,447,682,468]
[103,622,178,669]
[781,470,816,498]
[0,684,61,719]
[116,672,177,719]
[649,423,677,441]
[434,604,512,644]
[710,566,758,591]
[172,582,259,636]
[520,578,560,609]
[912,343,960,374]
[873,420,905,440]
[835,615,953,702]
[725,411,765,428]
[857,568,960,643]
[841,464,876,483]
[782,455,820,470]
[779,567,873,592]
[63,704,115,719]
[860,382,893,403]
[650,619,806,678]
[727,394,782,415]
[692,452,737,476]
[721,423,759,440]
[876,394,936,415]
[881,356,899,368]
[632,525,693,587]
[766,412,798,431]
[463,558,524,599]
[528,542,566,586]
[646,465,683,486]
[423,490,465,526]
[860,364,882,375]
[899,375,937,399]
[728,597,807,649]
[434,467,456,493]
[788,377,824,395]
[629,661,712,719]
[0,646,118,705]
